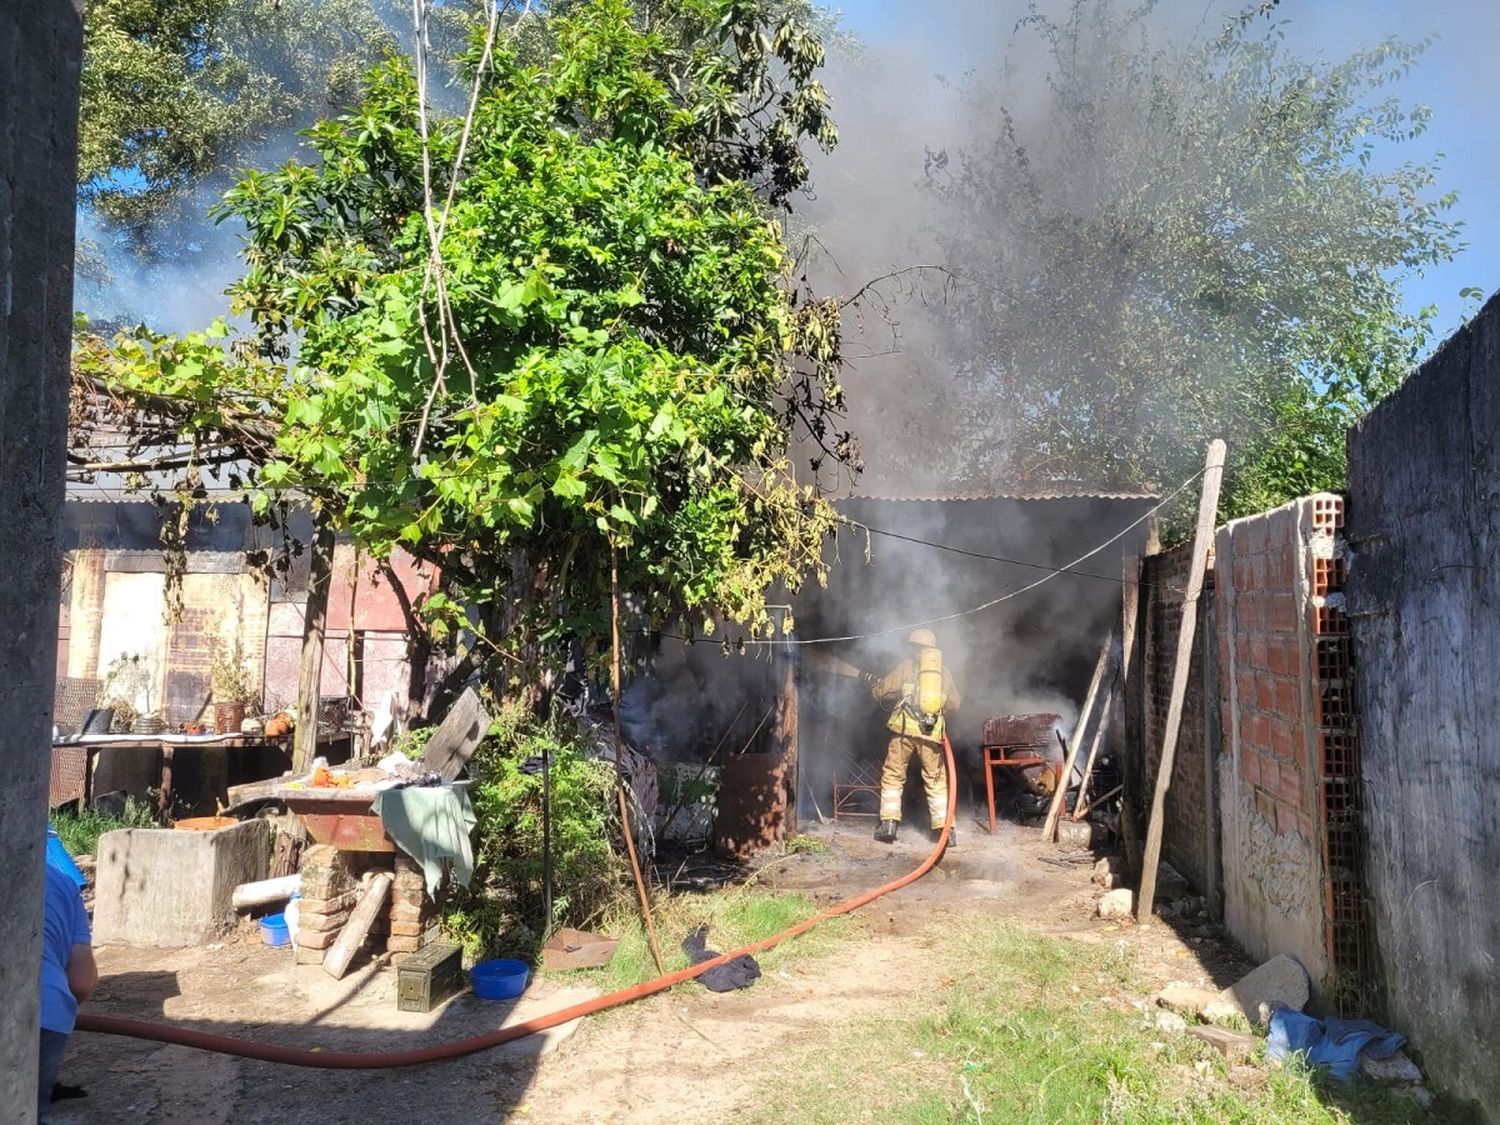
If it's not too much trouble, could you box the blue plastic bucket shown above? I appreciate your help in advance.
[259,914,291,947]
[471,959,529,1000]
[45,827,88,888]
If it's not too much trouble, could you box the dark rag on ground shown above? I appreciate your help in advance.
[682,925,761,992]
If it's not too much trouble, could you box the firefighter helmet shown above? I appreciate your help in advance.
[907,628,937,648]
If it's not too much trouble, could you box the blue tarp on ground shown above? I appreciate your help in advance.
[1267,1007,1407,1080]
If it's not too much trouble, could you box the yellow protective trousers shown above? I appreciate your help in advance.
[878,734,948,829]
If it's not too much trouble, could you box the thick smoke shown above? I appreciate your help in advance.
[798,0,1469,496]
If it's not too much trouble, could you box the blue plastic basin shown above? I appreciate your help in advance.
[260,914,290,947]
[471,959,529,1000]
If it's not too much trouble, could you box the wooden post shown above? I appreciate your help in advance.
[1043,630,1116,841]
[611,538,665,974]
[778,632,799,839]
[1119,553,1146,873]
[1137,439,1227,921]
[293,512,336,774]
[1071,679,1116,821]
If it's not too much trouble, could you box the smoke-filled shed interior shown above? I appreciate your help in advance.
[792,492,1155,818]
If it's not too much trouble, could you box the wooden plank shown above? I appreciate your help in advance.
[323,872,393,979]
[421,686,491,781]
[1119,553,1146,874]
[1071,680,1116,821]
[269,817,307,877]
[1137,439,1227,921]
[1042,629,1116,841]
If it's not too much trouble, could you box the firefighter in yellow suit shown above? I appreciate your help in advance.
[869,628,961,847]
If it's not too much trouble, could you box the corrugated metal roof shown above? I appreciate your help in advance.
[66,479,243,504]
[842,482,1159,502]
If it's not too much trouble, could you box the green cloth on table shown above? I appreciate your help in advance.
[371,782,477,895]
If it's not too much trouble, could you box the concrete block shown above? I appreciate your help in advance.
[1153,983,1219,1016]
[1188,1025,1258,1061]
[94,821,270,948]
[1207,954,1309,1027]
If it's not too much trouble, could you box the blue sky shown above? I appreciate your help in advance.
[831,0,1497,343]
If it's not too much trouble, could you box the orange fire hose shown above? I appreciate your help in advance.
[75,736,957,1070]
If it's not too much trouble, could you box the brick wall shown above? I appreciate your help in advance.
[1213,494,1348,1000]
[1134,542,1220,905]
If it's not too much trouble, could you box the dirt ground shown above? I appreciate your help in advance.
[53,816,1249,1124]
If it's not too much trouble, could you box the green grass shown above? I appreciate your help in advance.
[543,887,849,996]
[747,922,1443,1125]
[50,798,157,857]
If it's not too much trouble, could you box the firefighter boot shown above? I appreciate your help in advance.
[874,819,899,844]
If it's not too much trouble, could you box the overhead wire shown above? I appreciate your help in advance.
[840,518,1154,587]
[731,468,1201,648]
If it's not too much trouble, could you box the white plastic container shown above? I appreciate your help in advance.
[284,891,302,945]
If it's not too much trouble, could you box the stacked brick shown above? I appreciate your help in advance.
[1212,493,1371,1007]
[294,845,356,965]
[292,845,435,966]
[388,855,436,961]
[1306,497,1369,1013]
[1216,504,1315,845]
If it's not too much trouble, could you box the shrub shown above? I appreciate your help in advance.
[440,705,627,960]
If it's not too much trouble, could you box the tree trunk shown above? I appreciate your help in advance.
[378,557,430,722]
[293,513,336,774]
[777,643,799,838]
[0,2,83,1114]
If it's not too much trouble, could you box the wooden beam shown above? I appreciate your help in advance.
[1071,679,1116,821]
[1119,552,1145,873]
[1042,629,1116,841]
[323,872,393,980]
[1136,439,1227,921]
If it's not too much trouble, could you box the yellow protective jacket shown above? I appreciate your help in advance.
[872,657,961,742]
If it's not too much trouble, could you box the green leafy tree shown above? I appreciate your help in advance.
[914,1,1461,515]
[78,0,848,692]
[79,0,419,251]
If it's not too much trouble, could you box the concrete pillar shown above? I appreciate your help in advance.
[0,2,84,1118]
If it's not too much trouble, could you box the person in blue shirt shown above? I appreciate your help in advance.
[39,860,96,1122]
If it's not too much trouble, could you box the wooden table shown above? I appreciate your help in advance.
[51,733,289,815]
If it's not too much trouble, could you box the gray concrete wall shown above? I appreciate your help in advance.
[1346,292,1500,1118]
[93,821,270,947]
[0,2,83,1117]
